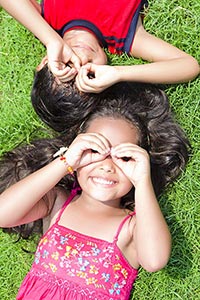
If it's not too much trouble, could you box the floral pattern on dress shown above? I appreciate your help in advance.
[34,225,137,297]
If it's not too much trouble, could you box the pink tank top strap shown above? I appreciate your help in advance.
[55,188,79,223]
[113,211,136,242]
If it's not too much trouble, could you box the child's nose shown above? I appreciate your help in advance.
[99,156,115,173]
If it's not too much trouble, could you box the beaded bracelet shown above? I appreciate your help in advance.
[53,147,74,174]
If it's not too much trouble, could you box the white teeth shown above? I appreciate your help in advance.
[92,177,115,185]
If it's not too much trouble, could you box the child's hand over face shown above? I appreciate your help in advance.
[46,39,81,81]
[111,143,151,187]
[64,133,111,170]
[75,64,120,93]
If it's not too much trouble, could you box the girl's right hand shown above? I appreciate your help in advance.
[46,39,81,81]
[64,133,111,170]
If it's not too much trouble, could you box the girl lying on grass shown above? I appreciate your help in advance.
[0,83,189,299]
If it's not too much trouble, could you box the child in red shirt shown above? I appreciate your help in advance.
[0,0,199,92]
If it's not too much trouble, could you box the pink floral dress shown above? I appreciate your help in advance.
[17,189,138,299]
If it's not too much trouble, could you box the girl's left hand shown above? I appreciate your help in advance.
[111,143,150,186]
[75,63,119,93]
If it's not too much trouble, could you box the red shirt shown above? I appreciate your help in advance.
[41,0,147,54]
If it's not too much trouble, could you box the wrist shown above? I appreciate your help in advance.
[45,37,62,50]
[134,175,153,190]
[43,28,63,49]
[115,65,130,82]
[134,176,156,205]
[60,156,74,175]
[53,147,74,176]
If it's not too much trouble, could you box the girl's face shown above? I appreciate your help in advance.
[77,117,139,206]
[64,29,107,65]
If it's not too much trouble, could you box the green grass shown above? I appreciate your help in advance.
[0,232,40,300]
[0,0,200,299]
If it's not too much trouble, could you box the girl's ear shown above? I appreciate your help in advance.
[36,56,48,71]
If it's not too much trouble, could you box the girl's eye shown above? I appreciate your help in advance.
[87,72,95,79]
[121,156,131,162]
[91,149,99,153]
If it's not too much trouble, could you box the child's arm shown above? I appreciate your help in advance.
[29,0,41,12]
[111,144,171,272]
[0,157,68,228]
[0,133,111,228]
[133,177,171,272]
[0,0,80,77]
[75,17,199,93]
[117,18,200,84]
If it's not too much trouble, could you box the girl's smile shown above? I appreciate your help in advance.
[91,176,117,187]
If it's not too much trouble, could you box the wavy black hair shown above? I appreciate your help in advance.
[30,65,190,192]
[0,67,190,237]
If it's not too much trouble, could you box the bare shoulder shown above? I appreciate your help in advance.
[117,212,139,269]
[43,187,69,233]
[51,187,69,217]
[131,16,189,61]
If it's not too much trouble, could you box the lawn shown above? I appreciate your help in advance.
[0,1,199,299]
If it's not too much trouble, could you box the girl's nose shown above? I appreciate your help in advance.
[99,156,115,173]
[74,48,90,65]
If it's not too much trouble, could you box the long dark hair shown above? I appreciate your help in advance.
[31,66,190,194]
[1,72,190,237]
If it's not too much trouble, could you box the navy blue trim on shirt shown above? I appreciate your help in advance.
[123,4,141,53]
[58,20,107,49]
[41,0,44,17]
[124,0,149,53]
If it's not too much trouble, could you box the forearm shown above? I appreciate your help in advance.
[0,0,62,48]
[0,157,67,227]
[115,56,199,84]
[134,177,171,272]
